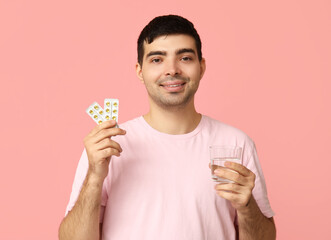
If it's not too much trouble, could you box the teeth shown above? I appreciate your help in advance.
[168,84,181,87]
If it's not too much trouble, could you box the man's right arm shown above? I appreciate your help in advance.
[58,171,104,240]
[58,120,126,240]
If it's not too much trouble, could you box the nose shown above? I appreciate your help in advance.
[165,59,181,76]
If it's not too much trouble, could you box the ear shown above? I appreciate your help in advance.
[199,58,206,79]
[135,63,144,84]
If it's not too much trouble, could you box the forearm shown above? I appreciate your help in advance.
[237,197,276,240]
[59,172,104,240]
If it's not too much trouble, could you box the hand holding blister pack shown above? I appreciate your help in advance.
[86,98,119,127]
[84,98,124,181]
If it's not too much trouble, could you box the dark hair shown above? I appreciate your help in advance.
[137,15,202,65]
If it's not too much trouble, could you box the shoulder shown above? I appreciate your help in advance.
[201,115,256,153]
[203,115,252,140]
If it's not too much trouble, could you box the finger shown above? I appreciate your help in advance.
[96,138,123,153]
[214,168,244,185]
[92,127,126,143]
[216,189,239,202]
[217,187,253,208]
[224,161,251,177]
[87,120,118,137]
[89,120,116,136]
[215,183,243,194]
[95,147,121,159]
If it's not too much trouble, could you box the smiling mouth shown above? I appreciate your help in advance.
[161,83,186,87]
[159,82,186,93]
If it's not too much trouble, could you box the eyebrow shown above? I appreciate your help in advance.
[145,48,196,59]
[176,48,196,55]
[146,51,166,58]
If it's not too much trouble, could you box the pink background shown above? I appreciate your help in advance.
[1,0,330,239]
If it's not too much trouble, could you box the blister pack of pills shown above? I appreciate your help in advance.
[86,98,119,126]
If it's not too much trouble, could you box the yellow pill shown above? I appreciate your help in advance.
[106,108,110,113]
[94,115,98,119]
[105,115,109,120]
[113,102,118,106]
[113,110,117,113]
[99,110,103,115]
[106,102,110,107]
[89,110,93,115]
[112,116,117,120]
[98,120,103,124]
[94,105,99,110]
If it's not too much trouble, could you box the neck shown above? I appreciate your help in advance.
[143,98,202,135]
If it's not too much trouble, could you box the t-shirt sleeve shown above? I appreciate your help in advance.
[64,149,109,222]
[245,143,275,218]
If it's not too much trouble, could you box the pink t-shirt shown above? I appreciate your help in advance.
[66,115,274,239]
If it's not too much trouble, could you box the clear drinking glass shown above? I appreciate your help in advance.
[209,146,242,183]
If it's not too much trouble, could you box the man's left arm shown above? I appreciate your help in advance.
[214,162,276,240]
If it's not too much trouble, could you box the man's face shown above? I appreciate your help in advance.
[136,34,206,109]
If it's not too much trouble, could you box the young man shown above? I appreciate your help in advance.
[59,15,276,240]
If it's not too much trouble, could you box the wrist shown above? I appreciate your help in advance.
[86,170,106,186]
[237,196,258,217]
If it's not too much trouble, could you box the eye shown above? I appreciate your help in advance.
[151,58,162,63]
[181,56,192,61]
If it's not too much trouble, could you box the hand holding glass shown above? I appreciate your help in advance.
[209,146,242,183]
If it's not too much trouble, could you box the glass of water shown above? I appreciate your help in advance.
[209,146,242,183]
